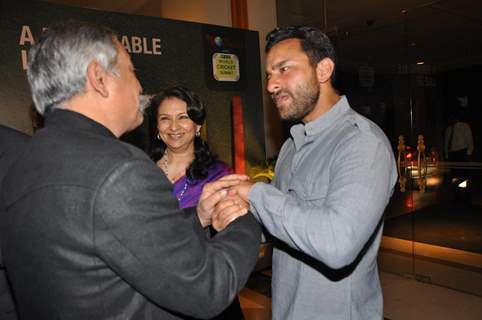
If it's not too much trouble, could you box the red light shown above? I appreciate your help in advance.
[405,196,414,209]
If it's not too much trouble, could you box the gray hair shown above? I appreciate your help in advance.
[27,20,119,115]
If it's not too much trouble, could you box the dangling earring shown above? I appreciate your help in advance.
[195,130,200,137]
[157,133,161,140]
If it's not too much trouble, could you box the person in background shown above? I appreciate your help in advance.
[224,26,397,319]
[0,125,29,320]
[148,86,231,209]
[148,86,245,319]
[444,106,474,202]
[444,109,474,161]
[0,20,260,320]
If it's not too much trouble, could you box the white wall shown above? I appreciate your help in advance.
[161,0,231,27]
[48,0,162,16]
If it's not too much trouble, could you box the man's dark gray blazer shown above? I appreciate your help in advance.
[0,110,261,319]
[0,125,29,320]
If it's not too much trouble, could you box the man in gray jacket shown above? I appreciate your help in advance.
[229,26,397,319]
[0,20,260,319]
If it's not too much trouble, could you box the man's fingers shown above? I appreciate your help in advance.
[218,174,250,182]
[215,199,236,212]
[201,189,228,211]
[212,202,249,231]
[227,188,238,196]
[213,210,248,231]
[202,179,245,197]
[197,174,250,228]
[215,196,248,212]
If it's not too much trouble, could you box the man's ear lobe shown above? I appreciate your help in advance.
[316,58,335,83]
[86,60,109,98]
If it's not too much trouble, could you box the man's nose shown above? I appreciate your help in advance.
[267,75,280,94]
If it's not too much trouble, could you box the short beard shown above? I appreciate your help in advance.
[281,73,320,122]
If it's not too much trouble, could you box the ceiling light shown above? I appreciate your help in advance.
[458,180,468,188]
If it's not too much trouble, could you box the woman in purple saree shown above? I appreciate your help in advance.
[148,86,244,320]
[172,162,231,209]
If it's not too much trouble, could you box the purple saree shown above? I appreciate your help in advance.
[173,161,231,209]
[171,161,244,319]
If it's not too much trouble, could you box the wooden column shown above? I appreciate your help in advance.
[231,0,248,29]
[231,1,247,173]
[232,96,246,174]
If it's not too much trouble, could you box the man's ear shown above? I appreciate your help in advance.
[86,60,109,98]
[316,58,335,84]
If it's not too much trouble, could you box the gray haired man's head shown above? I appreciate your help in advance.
[27,20,119,115]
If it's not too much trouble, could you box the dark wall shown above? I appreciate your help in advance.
[334,65,482,162]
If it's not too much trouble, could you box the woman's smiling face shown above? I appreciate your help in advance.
[157,97,200,153]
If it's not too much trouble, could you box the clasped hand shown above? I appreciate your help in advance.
[196,174,254,231]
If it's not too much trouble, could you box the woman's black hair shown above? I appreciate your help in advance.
[148,86,217,181]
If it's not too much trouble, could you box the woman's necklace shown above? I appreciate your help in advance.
[161,150,189,201]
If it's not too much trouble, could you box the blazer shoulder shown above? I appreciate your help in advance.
[0,125,29,166]
[0,125,29,153]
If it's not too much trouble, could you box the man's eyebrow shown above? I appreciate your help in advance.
[272,59,289,69]
[266,60,290,75]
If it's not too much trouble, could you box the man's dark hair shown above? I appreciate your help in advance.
[265,26,336,67]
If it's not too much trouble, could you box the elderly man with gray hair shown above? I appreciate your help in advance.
[0,20,260,320]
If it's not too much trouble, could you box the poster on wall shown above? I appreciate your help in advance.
[0,0,265,166]
[203,25,247,91]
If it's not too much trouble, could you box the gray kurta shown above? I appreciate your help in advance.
[249,96,397,319]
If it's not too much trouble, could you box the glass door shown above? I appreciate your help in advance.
[335,7,482,296]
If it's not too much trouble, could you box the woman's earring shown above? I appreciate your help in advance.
[157,133,161,140]
[195,130,200,137]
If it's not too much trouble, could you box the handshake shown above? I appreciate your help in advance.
[196,174,255,231]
